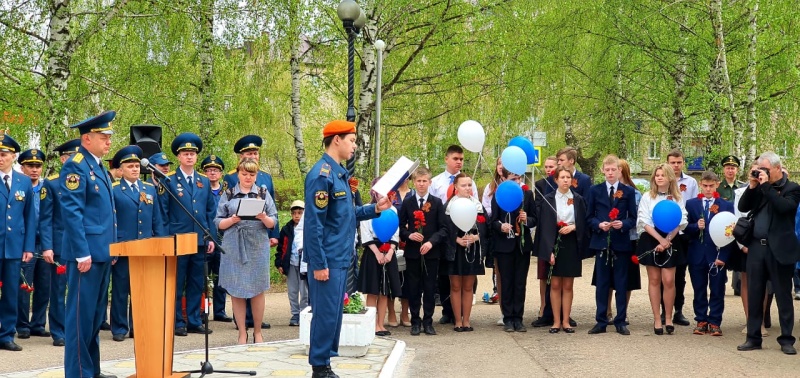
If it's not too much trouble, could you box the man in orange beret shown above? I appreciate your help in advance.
[303,120,391,378]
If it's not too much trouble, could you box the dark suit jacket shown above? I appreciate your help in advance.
[536,191,589,260]
[685,198,734,265]
[586,182,637,252]
[739,179,800,265]
[399,194,448,259]
[490,190,536,254]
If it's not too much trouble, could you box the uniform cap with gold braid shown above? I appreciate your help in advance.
[201,154,225,170]
[0,131,21,153]
[112,145,143,168]
[720,155,740,168]
[170,132,203,155]
[54,139,81,155]
[18,149,45,165]
[322,120,356,138]
[233,135,262,154]
[70,110,115,135]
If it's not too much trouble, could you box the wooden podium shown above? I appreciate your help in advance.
[110,233,197,378]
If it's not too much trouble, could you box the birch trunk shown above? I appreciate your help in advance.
[744,1,759,165]
[290,39,307,175]
[197,0,215,142]
[354,8,378,176]
[669,13,689,150]
[710,0,743,167]
[42,0,73,158]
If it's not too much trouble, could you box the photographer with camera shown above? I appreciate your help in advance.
[736,152,800,355]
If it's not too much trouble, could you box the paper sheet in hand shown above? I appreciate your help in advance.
[236,198,265,220]
[372,156,419,197]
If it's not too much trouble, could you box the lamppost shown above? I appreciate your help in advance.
[373,39,385,177]
[337,0,365,175]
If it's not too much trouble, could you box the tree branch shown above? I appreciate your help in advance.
[0,18,47,43]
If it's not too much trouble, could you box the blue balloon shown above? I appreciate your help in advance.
[501,146,527,175]
[372,209,399,243]
[509,136,537,164]
[653,200,682,233]
[495,181,524,212]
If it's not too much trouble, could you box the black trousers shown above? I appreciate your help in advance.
[496,250,530,323]
[438,260,453,319]
[745,244,795,346]
[405,257,440,326]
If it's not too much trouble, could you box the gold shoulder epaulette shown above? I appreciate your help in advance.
[197,172,208,178]
[142,182,154,186]
[47,173,59,181]
[112,181,120,187]
[166,170,176,176]
[228,169,236,175]
[72,153,84,163]
[260,169,270,174]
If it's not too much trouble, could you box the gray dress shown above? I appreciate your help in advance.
[215,184,278,299]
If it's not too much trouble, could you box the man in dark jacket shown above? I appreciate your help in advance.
[737,151,800,355]
[276,200,307,326]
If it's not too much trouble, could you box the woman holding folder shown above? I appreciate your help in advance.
[215,158,279,344]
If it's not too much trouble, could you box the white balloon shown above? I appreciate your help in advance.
[708,211,738,248]
[457,120,485,153]
[449,197,478,233]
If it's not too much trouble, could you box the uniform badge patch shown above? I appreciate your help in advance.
[221,181,228,192]
[158,185,165,195]
[315,190,329,208]
[320,163,331,177]
[40,187,47,200]
[66,174,80,190]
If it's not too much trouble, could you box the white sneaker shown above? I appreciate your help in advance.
[795,292,800,300]
[496,318,504,326]
[472,294,476,305]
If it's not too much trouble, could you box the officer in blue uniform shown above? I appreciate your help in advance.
[166,133,216,336]
[39,138,80,347]
[16,148,51,341]
[146,151,173,235]
[223,135,277,329]
[303,121,390,378]
[109,146,167,342]
[0,133,37,352]
[201,154,231,322]
[59,111,118,378]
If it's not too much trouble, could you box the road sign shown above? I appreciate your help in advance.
[533,132,547,147]
[532,147,542,166]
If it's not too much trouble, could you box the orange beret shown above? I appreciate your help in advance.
[323,120,356,138]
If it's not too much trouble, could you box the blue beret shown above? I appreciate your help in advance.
[70,110,116,135]
[234,135,262,154]
[18,148,45,165]
[112,145,143,169]
[148,151,172,166]
[54,139,81,155]
[171,132,203,155]
[0,131,21,153]
[201,155,224,170]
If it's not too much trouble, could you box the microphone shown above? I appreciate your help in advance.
[141,158,170,182]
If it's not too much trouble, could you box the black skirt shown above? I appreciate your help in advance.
[447,243,486,276]
[636,232,686,268]
[726,245,747,272]
[548,232,582,278]
[358,248,402,298]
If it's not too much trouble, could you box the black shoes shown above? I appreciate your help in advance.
[16,330,30,339]
[587,324,606,334]
[100,322,112,331]
[438,315,453,325]
[311,365,339,378]
[112,334,126,342]
[187,325,213,335]
[531,317,553,328]
[175,327,188,336]
[94,373,117,378]
[0,341,23,351]
[30,329,51,337]
[737,341,762,351]
[410,324,421,336]
[503,321,514,332]
[53,338,65,346]
[615,325,630,335]
[665,325,675,335]
[513,321,527,332]
[673,313,690,326]
[213,315,233,322]
[781,345,797,355]
[375,330,391,336]
[423,324,437,335]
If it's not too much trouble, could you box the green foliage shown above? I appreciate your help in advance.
[343,291,365,314]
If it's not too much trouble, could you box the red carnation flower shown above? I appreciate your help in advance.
[379,243,391,252]
[521,185,530,192]
[631,255,640,264]
[697,193,704,199]
[609,208,620,221]
[476,215,486,224]
[56,265,67,275]
[713,192,720,199]
[399,241,406,249]
[557,221,568,228]
[0,281,3,289]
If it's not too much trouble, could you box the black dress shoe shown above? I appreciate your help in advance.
[672,313,690,326]
[737,341,762,351]
[615,325,631,335]
[261,322,271,329]
[94,373,118,378]
[587,324,606,334]
[0,341,22,351]
[187,326,213,334]
[53,339,65,347]
[112,334,126,342]
[30,329,51,337]
[503,321,514,332]
[423,324,437,335]
[410,324,421,336]
[531,317,554,328]
[311,365,339,378]
[563,328,575,334]
[513,321,527,332]
[100,322,112,331]
[781,345,797,355]
[438,315,452,325]
[16,330,30,339]
[174,327,188,336]
[568,318,577,327]
[213,315,233,322]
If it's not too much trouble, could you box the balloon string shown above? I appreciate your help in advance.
[528,165,557,214]
[471,151,483,182]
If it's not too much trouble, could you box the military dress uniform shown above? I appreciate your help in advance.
[166,133,217,336]
[38,139,80,346]
[0,133,37,352]
[718,155,745,203]
[146,151,172,234]
[303,121,380,373]
[201,154,230,322]
[109,146,167,341]
[59,111,118,378]
[16,149,51,340]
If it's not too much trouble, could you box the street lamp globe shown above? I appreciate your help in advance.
[337,0,360,22]
[374,40,386,51]
[354,9,367,29]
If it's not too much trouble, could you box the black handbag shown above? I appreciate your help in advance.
[732,200,766,246]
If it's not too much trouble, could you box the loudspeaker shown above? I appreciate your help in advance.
[129,125,162,157]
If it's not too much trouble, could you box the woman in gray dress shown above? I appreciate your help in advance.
[215,158,278,344]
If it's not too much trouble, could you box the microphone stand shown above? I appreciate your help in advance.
[153,174,255,377]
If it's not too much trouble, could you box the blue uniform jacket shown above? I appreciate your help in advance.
[685,197,734,265]
[112,179,167,242]
[149,177,171,234]
[165,169,217,246]
[59,147,117,262]
[224,169,278,239]
[38,173,63,254]
[0,171,37,258]
[586,182,637,252]
[303,153,378,271]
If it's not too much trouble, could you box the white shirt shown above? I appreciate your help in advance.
[415,193,430,206]
[555,190,575,225]
[179,167,195,180]
[605,181,619,197]
[293,213,306,272]
[733,186,748,248]
[481,183,494,217]
[676,172,698,205]
[126,179,139,190]
[430,170,478,204]
[636,193,688,235]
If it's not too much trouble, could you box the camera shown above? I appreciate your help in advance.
[751,168,769,179]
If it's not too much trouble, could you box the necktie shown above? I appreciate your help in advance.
[3,175,9,192]
[449,175,455,184]
[186,175,193,193]
[419,197,425,209]
[704,199,711,217]
[132,183,139,193]
[608,185,615,205]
